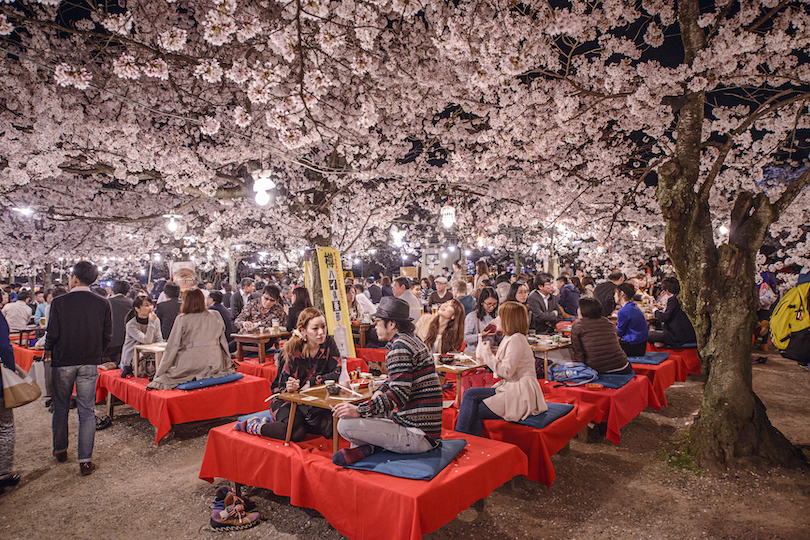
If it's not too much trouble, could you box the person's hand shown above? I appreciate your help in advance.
[285,377,300,392]
[42,350,51,360]
[148,312,157,322]
[481,329,495,338]
[314,375,323,385]
[332,403,360,418]
[552,310,558,316]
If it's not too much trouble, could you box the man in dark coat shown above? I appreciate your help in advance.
[593,271,624,317]
[103,281,133,365]
[527,273,561,334]
[155,282,181,339]
[365,277,382,304]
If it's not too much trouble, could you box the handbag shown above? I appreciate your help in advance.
[2,364,42,408]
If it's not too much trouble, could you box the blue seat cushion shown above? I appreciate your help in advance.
[668,342,697,349]
[344,438,467,481]
[515,403,574,429]
[592,372,635,389]
[175,373,243,390]
[628,352,670,365]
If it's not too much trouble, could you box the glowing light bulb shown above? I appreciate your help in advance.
[719,225,729,235]
[167,217,178,232]
[255,189,270,206]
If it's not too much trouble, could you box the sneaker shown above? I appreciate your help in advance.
[79,462,96,476]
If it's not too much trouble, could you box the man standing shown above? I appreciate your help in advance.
[427,277,453,306]
[104,281,133,366]
[332,297,442,465]
[155,282,182,339]
[2,289,33,332]
[44,261,111,476]
[527,273,561,334]
[392,276,421,323]
[593,271,624,317]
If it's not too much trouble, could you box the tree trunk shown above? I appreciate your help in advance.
[228,256,237,286]
[42,263,53,290]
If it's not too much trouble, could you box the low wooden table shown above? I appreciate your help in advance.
[133,342,167,377]
[232,330,292,363]
[16,325,39,347]
[435,360,485,407]
[529,341,572,379]
[278,384,372,453]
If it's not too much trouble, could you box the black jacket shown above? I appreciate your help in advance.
[367,284,382,304]
[230,292,245,320]
[593,281,618,317]
[45,289,112,367]
[527,290,560,334]
[655,295,696,346]
[208,303,235,341]
[108,294,134,348]
[155,298,181,340]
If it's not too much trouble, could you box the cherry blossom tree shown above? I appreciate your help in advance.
[1,0,810,467]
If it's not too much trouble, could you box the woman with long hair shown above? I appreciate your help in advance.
[415,298,465,353]
[506,281,532,328]
[464,287,499,354]
[570,297,633,374]
[380,276,394,297]
[147,289,234,389]
[455,302,547,436]
[237,308,341,442]
[286,287,313,331]
[420,278,431,301]
[120,295,163,377]
[345,284,364,321]
[473,260,490,298]
[581,276,595,298]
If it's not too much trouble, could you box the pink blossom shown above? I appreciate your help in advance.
[159,28,188,52]
[53,63,92,89]
[233,106,252,128]
[113,54,140,80]
[200,117,221,135]
[143,59,169,80]
[195,59,224,83]
[0,14,14,36]
[101,11,133,36]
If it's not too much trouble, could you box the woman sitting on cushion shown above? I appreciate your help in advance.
[463,287,499,354]
[648,277,697,347]
[415,298,465,354]
[615,283,649,358]
[120,295,163,377]
[455,302,547,436]
[570,297,633,375]
[147,288,234,389]
[236,307,341,441]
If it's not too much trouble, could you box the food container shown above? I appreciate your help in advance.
[584,383,604,391]
[326,385,341,396]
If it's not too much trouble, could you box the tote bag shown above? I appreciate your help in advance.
[1,365,42,408]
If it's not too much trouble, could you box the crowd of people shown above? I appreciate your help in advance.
[0,256,717,490]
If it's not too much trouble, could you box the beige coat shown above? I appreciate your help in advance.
[147,310,234,390]
[477,333,547,421]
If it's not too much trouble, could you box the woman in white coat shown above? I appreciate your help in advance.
[455,301,547,436]
[147,288,234,390]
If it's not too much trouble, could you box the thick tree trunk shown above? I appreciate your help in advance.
[42,263,53,290]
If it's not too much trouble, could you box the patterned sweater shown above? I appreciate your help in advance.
[234,297,286,331]
[356,331,442,438]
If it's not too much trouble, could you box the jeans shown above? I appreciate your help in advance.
[0,392,14,477]
[455,387,501,437]
[52,365,98,463]
[337,417,434,454]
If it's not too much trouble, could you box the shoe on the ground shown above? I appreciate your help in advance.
[120,365,133,378]
[96,415,112,430]
[79,462,96,476]
[53,450,67,463]
[210,486,260,531]
[0,474,21,490]
[44,398,52,408]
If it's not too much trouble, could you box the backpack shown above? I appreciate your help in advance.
[770,282,810,365]
[547,362,598,386]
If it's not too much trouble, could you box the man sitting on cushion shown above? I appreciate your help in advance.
[332,296,442,466]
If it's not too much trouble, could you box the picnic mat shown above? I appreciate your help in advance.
[631,358,677,407]
[628,351,670,365]
[345,438,467,480]
[647,343,700,381]
[199,425,527,540]
[96,370,271,444]
[175,373,243,390]
[541,375,660,445]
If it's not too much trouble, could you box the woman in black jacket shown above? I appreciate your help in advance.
[648,277,696,346]
[285,287,313,331]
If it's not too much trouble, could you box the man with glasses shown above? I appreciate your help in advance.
[234,285,286,333]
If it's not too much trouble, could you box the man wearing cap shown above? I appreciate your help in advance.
[332,296,442,466]
[427,276,453,306]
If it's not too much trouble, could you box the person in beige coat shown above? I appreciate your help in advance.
[454,301,547,436]
[147,289,234,390]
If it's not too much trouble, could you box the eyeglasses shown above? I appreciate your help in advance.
[482,301,499,308]
[261,296,276,303]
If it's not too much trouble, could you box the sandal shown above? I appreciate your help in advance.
[210,486,260,531]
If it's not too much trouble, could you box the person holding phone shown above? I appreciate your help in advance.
[464,287,500,354]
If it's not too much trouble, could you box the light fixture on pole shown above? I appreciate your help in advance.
[440,199,456,228]
[164,214,180,232]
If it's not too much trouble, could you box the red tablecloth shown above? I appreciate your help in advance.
[12,344,42,373]
[355,347,386,366]
[96,370,272,444]
[200,425,526,540]
[539,375,660,445]
[236,357,369,384]
[631,359,677,407]
[647,343,700,381]
[442,400,599,488]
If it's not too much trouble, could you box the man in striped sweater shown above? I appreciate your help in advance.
[332,296,442,466]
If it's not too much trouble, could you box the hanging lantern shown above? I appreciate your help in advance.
[440,200,456,228]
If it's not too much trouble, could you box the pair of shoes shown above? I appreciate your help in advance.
[210,486,260,531]
[96,415,112,430]
[79,462,96,476]
[53,450,67,463]
[120,365,133,378]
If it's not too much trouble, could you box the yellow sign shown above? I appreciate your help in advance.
[316,247,356,358]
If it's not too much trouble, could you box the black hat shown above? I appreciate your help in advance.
[375,297,411,322]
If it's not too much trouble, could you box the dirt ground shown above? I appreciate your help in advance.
[1,351,808,540]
